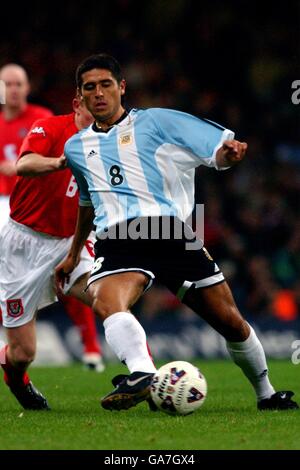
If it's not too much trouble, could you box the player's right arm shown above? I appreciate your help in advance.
[54,204,94,294]
[0,161,17,176]
[16,152,66,176]
[55,136,95,293]
[16,117,66,176]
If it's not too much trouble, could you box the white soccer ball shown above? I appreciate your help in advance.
[150,360,207,415]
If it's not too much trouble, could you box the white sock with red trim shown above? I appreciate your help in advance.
[103,312,156,374]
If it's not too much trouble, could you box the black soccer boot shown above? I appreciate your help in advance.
[111,373,158,411]
[8,380,50,410]
[101,371,154,411]
[258,391,299,411]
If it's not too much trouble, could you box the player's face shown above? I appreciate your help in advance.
[80,69,125,127]
[0,67,29,109]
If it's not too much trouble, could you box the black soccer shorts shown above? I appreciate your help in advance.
[87,217,225,300]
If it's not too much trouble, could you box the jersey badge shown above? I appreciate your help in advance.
[119,133,132,146]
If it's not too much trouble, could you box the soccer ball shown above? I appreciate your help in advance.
[150,361,207,415]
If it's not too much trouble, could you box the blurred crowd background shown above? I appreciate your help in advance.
[1,0,300,322]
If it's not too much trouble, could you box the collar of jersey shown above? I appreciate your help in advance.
[92,109,129,133]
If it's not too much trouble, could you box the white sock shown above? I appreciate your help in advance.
[226,324,275,400]
[103,312,156,374]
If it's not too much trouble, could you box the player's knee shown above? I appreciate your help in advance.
[9,343,36,366]
[92,298,122,320]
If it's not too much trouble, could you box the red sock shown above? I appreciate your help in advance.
[61,295,102,355]
[0,345,30,387]
[146,342,156,367]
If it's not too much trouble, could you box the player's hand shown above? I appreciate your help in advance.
[216,140,247,167]
[56,155,67,170]
[54,254,79,296]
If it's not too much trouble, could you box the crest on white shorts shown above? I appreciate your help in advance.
[6,299,24,318]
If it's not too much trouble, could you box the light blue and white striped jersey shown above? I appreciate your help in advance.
[64,108,234,237]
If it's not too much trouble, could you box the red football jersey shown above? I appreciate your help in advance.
[10,113,81,237]
[0,104,53,195]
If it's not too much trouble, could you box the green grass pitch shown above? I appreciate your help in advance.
[0,360,299,450]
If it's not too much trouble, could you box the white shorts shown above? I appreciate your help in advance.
[0,218,94,328]
[0,196,10,232]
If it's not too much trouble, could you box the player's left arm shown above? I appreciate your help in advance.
[149,108,246,170]
[215,140,247,168]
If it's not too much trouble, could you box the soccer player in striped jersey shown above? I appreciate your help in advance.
[55,54,298,412]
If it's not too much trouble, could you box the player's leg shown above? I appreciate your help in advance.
[68,267,157,408]
[161,229,298,411]
[61,294,104,372]
[67,272,91,304]
[67,234,158,410]
[0,318,50,410]
[87,272,156,410]
[182,281,298,410]
[0,220,70,410]
[62,237,104,371]
[6,317,36,368]
[182,281,249,341]
[89,271,155,373]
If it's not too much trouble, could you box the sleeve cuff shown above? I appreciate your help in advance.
[211,129,235,170]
